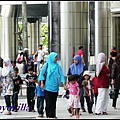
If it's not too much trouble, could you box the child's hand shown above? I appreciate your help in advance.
[30,79,34,82]
[89,88,92,90]
[34,96,36,100]
[76,95,79,98]
[88,94,91,97]
[63,84,68,90]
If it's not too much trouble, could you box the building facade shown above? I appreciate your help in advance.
[0,1,120,75]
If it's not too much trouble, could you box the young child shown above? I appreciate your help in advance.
[92,72,98,106]
[82,70,94,114]
[12,67,23,112]
[34,82,44,117]
[67,74,80,118]
[25,66,37,112]
[33,54,38,75]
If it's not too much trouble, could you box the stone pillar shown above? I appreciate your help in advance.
[48,2,61,54]
[39,18,42,45]
[0,5,15,61]
[60,1,88,74]
[31,22,37,53]
[36,20,39,50]
[28,23,32,55]
[95,1,111,60]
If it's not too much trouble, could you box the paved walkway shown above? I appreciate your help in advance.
[0,94,120,119]
[0,72,120,119]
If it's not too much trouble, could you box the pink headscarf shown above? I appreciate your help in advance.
[96,53,106,77]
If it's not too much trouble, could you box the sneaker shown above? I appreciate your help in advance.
[89,112,93,115]
[32,110,35,112]
[14,110,18,112]
[38,114,43,117]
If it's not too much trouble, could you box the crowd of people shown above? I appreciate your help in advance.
[0,44,119,119]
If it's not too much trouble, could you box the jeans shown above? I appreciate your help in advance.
[4,95,11,112]
[23,62,28,74]
[12,92,18,110]
[80,87,85,109]
[37,96,44,115]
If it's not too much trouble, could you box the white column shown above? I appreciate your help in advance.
[0,5,15,61]
[31,23,37,53]
[95,1,111,60]
[60,1,88,74]
[36,20,39,50]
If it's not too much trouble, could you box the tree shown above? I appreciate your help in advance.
[41,24,48,52]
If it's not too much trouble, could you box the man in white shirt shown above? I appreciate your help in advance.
[34,45,45,75]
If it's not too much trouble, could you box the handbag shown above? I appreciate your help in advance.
[109,85,118,99]
[43,63,48,85]
[65,89,69,99]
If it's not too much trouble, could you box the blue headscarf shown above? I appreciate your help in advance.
[70,55,84,75]
[46,52,59,77]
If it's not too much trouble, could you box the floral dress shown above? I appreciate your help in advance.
[1,70,14,96]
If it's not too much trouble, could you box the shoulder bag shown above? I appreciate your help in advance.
[109,85,118,99]
[43,63,48,85]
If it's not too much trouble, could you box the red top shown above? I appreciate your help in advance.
[76,50,84,57]
[92,77,98,94]
[96,65,110,89]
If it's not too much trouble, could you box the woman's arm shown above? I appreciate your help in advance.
[111,63,117,84]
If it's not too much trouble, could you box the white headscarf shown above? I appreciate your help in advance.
[96,53,106,77]
[2,58,12,76]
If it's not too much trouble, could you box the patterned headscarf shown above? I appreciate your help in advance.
[96,53,106,77]
[70,55,84,75]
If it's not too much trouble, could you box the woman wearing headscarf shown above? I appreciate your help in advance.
[67,55,87,113]
[38,52,67,118]
[1,58,14,115]
[95,53,110,115]
[111,53,120,109]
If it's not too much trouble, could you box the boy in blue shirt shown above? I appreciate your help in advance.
[34,81,44,117]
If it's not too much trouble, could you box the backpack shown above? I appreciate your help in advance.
[16,54,23,64]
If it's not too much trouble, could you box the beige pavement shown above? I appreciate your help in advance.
[0,73,120,119]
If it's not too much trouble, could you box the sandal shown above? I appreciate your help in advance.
[76,115,80,118]
[4,112,11,115]
[70,113,74,117]
[103,112,108,115]
[95,113,101,115]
